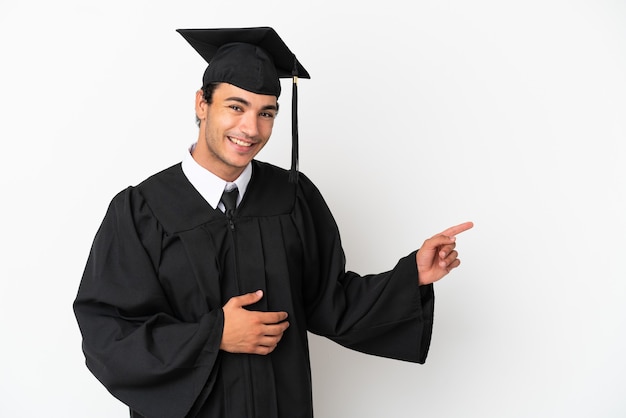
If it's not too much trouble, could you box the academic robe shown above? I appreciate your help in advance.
[73,160,434,418]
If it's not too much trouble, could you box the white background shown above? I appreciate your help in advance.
[1,0,625,417]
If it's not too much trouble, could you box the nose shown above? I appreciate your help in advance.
[239,111,259,138]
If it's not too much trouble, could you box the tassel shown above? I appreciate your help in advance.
[289,56,300,183]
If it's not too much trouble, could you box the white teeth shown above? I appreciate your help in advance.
[229,137,252,147]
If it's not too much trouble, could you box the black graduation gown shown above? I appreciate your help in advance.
[73,160,434,418]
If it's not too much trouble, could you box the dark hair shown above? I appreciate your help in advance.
[202,82,219,104]
[195,83,219,126]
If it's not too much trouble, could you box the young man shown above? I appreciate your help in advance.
[74,27,473,417]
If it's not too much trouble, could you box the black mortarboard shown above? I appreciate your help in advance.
[177,27,310,182]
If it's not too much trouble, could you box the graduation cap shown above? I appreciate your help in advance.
[177,27,310,182]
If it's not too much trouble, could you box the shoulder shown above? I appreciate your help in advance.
[239,161,323,216]
[251,160,319,194]
[109,163,215,233]
[135,163,187,195]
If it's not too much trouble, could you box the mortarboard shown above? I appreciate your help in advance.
[177,27,310,182]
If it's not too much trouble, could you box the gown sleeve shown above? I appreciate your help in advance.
[295,175,435,363]
[73,187,223,418]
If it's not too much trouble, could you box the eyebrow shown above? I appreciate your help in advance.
[225,96,278,112]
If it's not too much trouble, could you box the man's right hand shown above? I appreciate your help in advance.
[220,290,289,355]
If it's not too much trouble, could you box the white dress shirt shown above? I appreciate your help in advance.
[181,143,252,212]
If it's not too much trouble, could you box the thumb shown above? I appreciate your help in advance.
[232,290,264,308]
[423,234,455,250]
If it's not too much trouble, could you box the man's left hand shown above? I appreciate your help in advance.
[416,221,474,285]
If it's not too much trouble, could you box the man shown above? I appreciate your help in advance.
[74,27,473,417]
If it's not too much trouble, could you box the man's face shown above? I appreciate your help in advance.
[194,83,278,181]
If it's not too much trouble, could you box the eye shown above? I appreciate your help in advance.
[229,104,243,112]
[260,111,276,119]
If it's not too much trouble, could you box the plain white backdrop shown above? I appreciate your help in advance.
[1,0,625,416]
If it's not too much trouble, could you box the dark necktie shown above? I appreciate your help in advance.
[220,186,239,219]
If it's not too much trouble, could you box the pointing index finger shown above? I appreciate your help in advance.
[440,221,474,238]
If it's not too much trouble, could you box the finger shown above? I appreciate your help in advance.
[256,344,278,355]
[258,332,285,347]
[263,321,290,336]
[439,221,474,238]
[439,250,458,266]
[447,258,461,271]
[438,242,456,258]
[257,310,289,324]
[440,255,461,270]
[256,327,288,355]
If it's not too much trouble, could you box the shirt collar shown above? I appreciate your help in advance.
[181,143,252,210]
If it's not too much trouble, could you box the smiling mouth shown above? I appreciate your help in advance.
[228,136,253,147]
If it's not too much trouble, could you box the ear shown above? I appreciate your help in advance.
[195,90,207,122]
